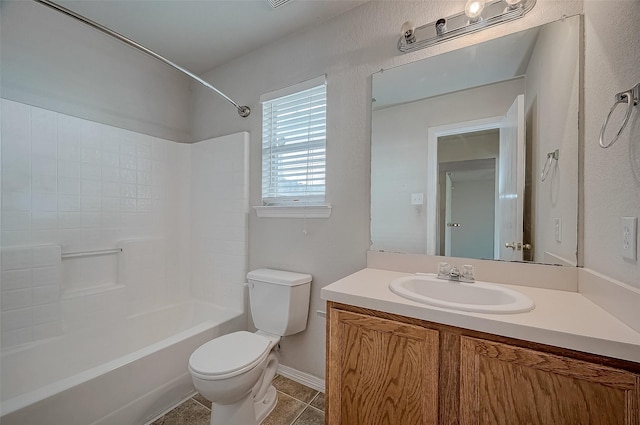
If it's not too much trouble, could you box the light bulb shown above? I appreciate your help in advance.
[465,0,486,20]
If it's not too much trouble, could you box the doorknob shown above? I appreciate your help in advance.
[505,242,532,250]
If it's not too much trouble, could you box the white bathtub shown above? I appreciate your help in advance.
[0,301,245,425]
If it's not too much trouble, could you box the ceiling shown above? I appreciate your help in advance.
[54,0,367,74]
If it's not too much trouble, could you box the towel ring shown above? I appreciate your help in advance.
[540,149,559,182]
[599,83,639,149]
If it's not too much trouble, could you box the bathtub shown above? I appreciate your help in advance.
[0,301,245,425]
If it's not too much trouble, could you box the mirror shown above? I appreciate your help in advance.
[371,15,580,266]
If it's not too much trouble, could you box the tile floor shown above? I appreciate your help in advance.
[150,375,325,425]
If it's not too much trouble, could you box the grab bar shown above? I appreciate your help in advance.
[61,248,122,259]
[540,149,559,182]
[599,83,639,149]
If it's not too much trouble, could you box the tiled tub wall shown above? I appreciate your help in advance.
[0,99,193,349]
[1,245,62,347]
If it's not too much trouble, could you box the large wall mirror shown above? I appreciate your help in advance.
[371,15,580,266]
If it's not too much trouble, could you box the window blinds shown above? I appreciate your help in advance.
[261,78,327,205]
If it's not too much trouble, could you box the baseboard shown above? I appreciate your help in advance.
[277,364,325,393]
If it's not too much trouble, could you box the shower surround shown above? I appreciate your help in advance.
[0,99,250,424]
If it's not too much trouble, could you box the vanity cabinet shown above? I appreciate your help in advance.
[460,337,639,425]
[327,309,439,425]
[326,302,640,425]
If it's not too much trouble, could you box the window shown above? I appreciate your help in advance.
[260,76,327,207]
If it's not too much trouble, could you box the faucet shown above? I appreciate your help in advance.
[437,262,475,283]
[448,265,461,280]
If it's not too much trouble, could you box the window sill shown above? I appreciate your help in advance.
[253,204,332,218]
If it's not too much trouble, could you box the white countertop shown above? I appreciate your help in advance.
[321,268,640,363]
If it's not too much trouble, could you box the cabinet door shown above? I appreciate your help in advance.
[327,308,439,425]
[460,336,640,425]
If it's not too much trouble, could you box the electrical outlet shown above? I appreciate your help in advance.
[411,193,424,205]
[554,218,562,243]
[621,217,637,260]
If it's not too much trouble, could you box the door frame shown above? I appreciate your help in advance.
[426,116,503,256]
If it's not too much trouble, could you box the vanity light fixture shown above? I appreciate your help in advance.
[398,0,536,53]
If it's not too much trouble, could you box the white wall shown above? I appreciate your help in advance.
[524,18,580,265]
[190,0,584,379]
[583,0,640,288]
[190,133,250,313]
[0,0,191,143]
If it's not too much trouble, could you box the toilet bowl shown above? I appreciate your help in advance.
[188,268,312,425]
[189,331,280,425]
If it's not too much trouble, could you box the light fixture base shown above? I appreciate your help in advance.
[398,0,536,53]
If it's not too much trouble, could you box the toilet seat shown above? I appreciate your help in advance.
[189,331,272,381]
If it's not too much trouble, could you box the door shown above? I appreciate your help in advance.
[327,308,439,425]
[498,95,525,261]
[444,172,454,256]
[460,336,640,425]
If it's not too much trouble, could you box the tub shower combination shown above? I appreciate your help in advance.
[1,0,255,421]
[0,98,251,424]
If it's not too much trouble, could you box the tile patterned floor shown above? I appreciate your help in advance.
[150,375,325,425]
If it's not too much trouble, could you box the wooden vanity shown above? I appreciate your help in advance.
[322,267,640,425]
[326,302,640,425]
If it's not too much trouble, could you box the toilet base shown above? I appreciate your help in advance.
[210,390,256,425]
[208,385,277,425]
[255,385,277,424]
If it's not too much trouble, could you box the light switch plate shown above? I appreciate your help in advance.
[621,217,637,260]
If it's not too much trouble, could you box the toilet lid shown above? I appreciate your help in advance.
[189,331,271,378]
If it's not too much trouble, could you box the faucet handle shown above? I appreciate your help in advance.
[461,265,475,282]
[437,262,450,278]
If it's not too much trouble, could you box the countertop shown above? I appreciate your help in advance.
[321,268,640,363]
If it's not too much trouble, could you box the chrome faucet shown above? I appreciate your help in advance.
[448,265,461,280]
[437,262,475,283]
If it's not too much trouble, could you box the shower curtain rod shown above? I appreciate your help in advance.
[33,0,251,118]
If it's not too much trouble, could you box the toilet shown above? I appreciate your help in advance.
[188,268,312,425]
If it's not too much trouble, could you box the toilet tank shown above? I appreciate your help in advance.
[247,268,312,337]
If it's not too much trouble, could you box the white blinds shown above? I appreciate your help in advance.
[261,80,327,205]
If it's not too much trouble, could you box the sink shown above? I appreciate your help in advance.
[389,274,535,314]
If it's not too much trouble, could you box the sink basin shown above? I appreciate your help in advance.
[389,274,535,314]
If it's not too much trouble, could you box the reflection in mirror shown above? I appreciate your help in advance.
[371,15,580,266]
[438,130,499,260]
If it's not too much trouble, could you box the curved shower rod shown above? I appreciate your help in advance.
[32,0,251,118]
